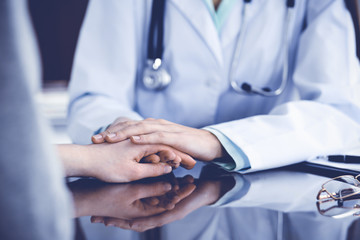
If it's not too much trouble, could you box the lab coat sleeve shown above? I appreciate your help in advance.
[67,0,144,144]
[207,0,360,173]
[204,127,250,171]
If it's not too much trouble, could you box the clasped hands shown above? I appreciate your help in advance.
[90,117,224,181]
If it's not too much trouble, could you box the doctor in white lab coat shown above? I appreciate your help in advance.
[68,0,360,173]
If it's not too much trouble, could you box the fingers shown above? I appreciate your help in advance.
[143,154,180,169]
[131,132,180,148]
[141,149,181,168]
[95,214,169,232]
[90,216,105,224]
[132,181,172,199]
[105,122,168,143]
[130,162,173,181]
[94,118,176,143]
[171,150,196,170]
[142,154,160,163]
[148,149,195,170]
[158,150,177,163]
[158,151,180,168]
[91,217,136,230]
[162,182,196,207]
[139,144,195,170]
[142,197,160,206]
[101,217,142,231]
[137,183,187,211]
[92,131,107,143]
[182,175,195,184]
[131,133,195,167]
[154,176,196,209]
[91,177,198,232]
[91,117,138,143]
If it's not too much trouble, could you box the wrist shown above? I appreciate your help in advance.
[204,130,223,159]
[78,144,103,178]
[59,144,95,178]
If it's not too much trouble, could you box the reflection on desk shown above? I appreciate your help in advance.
[68,163,360,240]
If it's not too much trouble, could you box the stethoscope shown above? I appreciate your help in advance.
[143,0,296,97]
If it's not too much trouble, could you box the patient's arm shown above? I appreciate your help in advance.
[57,140,195,183]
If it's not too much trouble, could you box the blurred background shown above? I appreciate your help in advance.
[29,0,89,144]
[28,0,360,144]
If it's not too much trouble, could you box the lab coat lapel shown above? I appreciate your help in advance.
[169,0,224,66]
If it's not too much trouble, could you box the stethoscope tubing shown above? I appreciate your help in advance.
[230,0,295,97]
[148,0,166,61]
[143,0,295,96]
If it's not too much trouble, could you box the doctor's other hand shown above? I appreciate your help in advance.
[93,118,224,162]
[58,140,194,183]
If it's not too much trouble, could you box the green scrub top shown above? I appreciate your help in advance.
[202,0,238,33]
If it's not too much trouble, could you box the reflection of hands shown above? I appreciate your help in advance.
[61,139,195,183]
[92,118,223,162]
[70,176,196,220]
[93,175,235,232]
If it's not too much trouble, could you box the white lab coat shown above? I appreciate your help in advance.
[68,0,360,172]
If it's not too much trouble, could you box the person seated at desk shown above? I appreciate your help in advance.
[0,1,195,239]
[69,0,360,173]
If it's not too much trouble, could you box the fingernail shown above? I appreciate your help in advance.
[164,183,172,191]
[92,134,103,140]
[164,165,172,173]
[132,135,141,141]
[107,133,116,139]
[106,223,115,227]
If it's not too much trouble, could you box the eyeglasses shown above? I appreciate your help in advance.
[317,174,360,201]
[316,174,360,218]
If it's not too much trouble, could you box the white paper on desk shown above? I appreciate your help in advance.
[307,147,360,172]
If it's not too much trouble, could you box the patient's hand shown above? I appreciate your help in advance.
[59,140,195,183]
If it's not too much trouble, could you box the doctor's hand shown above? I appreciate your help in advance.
[59,140,195,183]
[92,118,224,162]
[91,117,196,169]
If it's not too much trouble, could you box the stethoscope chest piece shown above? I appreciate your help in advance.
[143,58,171,90]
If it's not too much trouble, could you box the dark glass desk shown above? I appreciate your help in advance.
[68,162,360,240]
